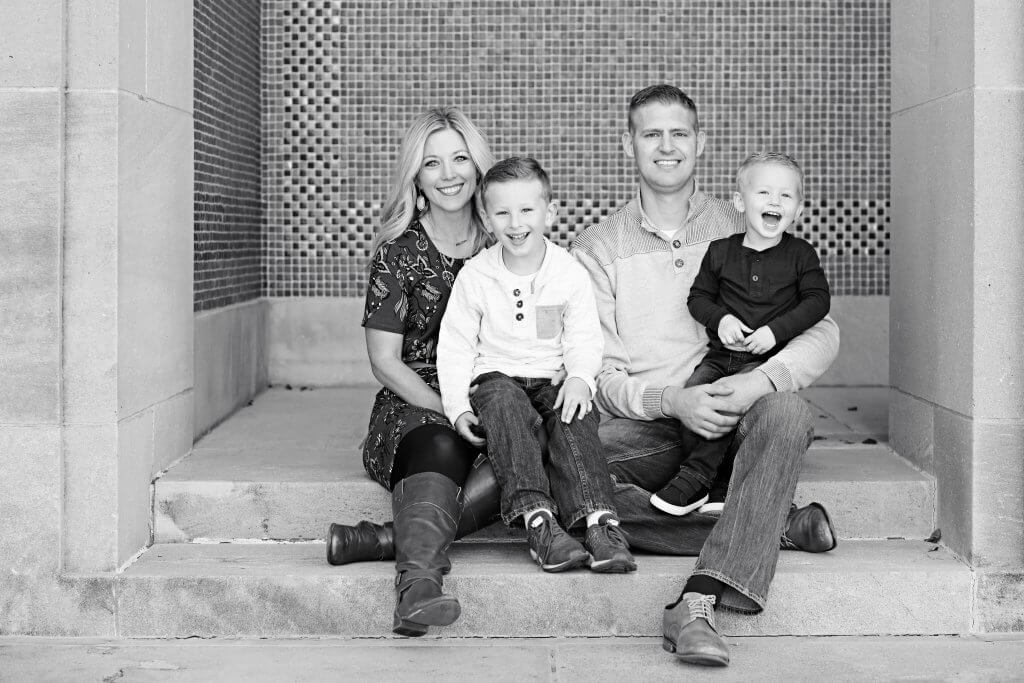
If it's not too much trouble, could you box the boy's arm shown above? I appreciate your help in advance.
[686,242,730,330]
[559,265,603,397]
[572,246,660,420]
[437,275,482,425]
[764,243,831,344]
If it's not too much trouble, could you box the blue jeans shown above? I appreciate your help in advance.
[601,392,813,613]
[470,371,616,528]
[672,350,764,489]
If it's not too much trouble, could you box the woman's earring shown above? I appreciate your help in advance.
[415,193,426,212]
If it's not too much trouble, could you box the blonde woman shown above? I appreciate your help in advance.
[329,107,497,637]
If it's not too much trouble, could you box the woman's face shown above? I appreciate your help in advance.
[416,128,478,215]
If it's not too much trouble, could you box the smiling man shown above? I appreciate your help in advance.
[571,85,841,667]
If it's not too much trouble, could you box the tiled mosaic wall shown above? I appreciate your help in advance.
[262,0,890,297]
[194,0,262,311]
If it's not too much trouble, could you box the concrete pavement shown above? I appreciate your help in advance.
[2,635,1024,682]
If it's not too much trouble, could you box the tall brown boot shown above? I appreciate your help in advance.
[391,471,462,637]
[325,458,500,565]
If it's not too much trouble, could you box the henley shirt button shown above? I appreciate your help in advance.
[515,313,524,321]
[513,288,521,296]
[515,300,523,308]
[752,275,759,282]
[672,239,681,248]
[674,258,684,268]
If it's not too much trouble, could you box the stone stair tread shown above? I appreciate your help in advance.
[117,540,971,637]
[161,441,922,484]
[127,539,959,577]
[157,386,929,542]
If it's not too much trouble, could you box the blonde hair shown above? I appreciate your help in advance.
[371,106,495,257]
[735,151,805,198]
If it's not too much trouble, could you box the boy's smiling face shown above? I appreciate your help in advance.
[733,162,804,247]
[483,178,557,270]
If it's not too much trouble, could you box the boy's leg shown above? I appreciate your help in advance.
[468,372,555,525]
[526,381,617,528]
[650,355,731,515]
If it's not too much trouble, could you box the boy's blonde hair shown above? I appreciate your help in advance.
[735,151,805,198]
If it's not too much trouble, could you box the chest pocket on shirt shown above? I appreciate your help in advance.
[535,304,565,339]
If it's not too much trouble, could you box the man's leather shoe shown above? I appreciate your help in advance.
[662,592,729,667]
[780,502,837,553]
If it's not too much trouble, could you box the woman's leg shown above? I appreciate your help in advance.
[387,424,475,636]
[327,451,500,566]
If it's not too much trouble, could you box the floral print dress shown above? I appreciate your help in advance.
[361,221,467,489]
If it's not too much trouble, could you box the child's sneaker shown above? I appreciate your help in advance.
[585,514,637,573]
[697,483,728,515]
[650,474,709,516]
[526,510,590,572]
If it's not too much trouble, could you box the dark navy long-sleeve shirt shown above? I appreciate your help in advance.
[687,232,831,353]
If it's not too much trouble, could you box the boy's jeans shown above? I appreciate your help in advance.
[672,349,763,489]
[470,371,616,528]
[602,391,814,613]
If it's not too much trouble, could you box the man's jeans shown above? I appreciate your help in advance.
[602,392,813,613]
[470,371,617,528]
[671,350,763,489]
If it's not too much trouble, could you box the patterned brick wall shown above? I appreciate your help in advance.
[262,0,890,298]
[194,0,262,311]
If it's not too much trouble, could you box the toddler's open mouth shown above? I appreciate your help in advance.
[761,211,782,228]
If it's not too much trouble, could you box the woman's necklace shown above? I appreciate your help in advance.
[422,214,471,247]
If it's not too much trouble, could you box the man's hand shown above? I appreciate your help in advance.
[743,326,777,355]
[454,411,486,448]
[718,314,753,346]
[553,377,593,423]
[713,371,774,414]
[661,384,740,439]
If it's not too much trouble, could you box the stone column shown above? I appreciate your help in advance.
[0,0,193,633]
[890,1,1024,630]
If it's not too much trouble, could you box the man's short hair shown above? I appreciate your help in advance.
[628,84,700,131]
[480,156,552,207]
[735,151,805,197]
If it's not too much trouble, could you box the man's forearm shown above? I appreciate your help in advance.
[758,315,840,391]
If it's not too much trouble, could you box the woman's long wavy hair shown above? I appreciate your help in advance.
[371,106,495,259]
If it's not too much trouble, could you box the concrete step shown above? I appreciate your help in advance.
[156,387,933,543]
[117,540,970,638]
[7,635,1024,682]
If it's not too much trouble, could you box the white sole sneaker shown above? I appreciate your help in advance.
[650,492,709,516]
[698,500,725,515]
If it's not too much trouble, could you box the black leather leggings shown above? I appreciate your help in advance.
[390,423,477,489]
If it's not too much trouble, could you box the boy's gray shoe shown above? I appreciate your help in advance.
[584,515,637,573]
[526,510,591,572]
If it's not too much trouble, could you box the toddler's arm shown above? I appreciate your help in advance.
[761,241,831,345]
[687,241,731,333]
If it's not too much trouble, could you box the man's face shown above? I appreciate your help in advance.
[622,102,706,195]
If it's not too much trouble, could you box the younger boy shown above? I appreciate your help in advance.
[438,157,636,573]
[650,151,831,516]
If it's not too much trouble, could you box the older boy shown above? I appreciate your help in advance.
[438,157,636,574]
[572,85,839,666]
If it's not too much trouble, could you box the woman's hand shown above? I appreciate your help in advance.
[454,411,486,448]
[553,377,593,423]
